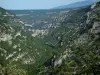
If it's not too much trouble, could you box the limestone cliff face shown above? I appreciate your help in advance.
[87,2,100,35]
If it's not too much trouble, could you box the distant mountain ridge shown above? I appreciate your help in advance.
[53,0,96,9]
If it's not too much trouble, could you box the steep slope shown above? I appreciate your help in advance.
[40,2,100,75]
[0,7,24,65]
[0,7,56,75]
[0,7,28,74]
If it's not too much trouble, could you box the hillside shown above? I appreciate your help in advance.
[39,2,100,75]
[0,1,100,75]
[0,7,56,75]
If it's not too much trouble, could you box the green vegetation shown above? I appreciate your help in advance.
[0,1,100,75]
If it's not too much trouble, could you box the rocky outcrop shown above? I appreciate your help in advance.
[91,22,100,34]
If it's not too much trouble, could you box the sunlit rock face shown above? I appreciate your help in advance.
[91,3,96,9]
[32,29,48,37]
[91,22,100,34]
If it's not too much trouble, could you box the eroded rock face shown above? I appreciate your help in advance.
[91,22,100,34]
[91,3,96,9]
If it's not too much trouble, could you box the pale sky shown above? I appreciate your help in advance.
[0,0,86,10]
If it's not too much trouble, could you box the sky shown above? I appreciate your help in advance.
[0,0,87,10]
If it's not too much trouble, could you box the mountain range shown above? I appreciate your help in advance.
[53,0,98,9]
